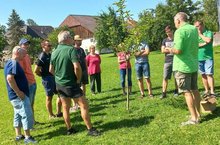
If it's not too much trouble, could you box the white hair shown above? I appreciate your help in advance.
[57,31,71,44]
[174,12,188,22]
[12,46,24,54]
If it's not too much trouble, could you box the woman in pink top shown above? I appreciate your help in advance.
[117,51,132,95]
[86,45,101,94]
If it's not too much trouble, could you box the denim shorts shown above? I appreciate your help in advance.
[174,71,198,93]
[29,83,37,105]
[199,59,214,75]
[10,96,34,130]
[42,76,57,97]
[135,62,150,79]
[163,63,173,80]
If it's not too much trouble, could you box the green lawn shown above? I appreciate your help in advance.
[0,47,220,145]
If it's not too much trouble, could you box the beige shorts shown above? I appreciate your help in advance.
[174,71,198,93]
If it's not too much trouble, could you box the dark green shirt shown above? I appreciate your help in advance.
[51,44,78,86]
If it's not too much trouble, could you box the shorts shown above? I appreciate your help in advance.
[135,62,150,79]
[174,71,198,93]
[56,83,83,98]
[81,71,89,84]
[199,59,214,75]
[10,96,34,130]
[42,76,57,97]
[29,83,37,105]
[163,63,173,80]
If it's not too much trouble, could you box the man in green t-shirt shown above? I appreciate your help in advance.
[50,31,100,136]
[167,12,201,126]
[194,20,215,97]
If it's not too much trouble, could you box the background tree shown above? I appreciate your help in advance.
[0,24,8,52]
[7,9,25,49]
[47,26,74,48]
[26,19,38,26]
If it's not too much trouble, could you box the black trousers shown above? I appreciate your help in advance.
[90,73,101,93]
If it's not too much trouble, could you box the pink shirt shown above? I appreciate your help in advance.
[19,54,36,85]
[117,52,131,69]
[86,54,101,75]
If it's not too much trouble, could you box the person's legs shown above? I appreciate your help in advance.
[143,62,152,95]
[145,78,152,95]
[56,97,62,115]
[60,97,72,129]
[74,96,92,129]
[135,63,144,97]
[120,69,126,94]
[183,92,198,121]
[204,59,215,94]
[201,74,209,94]
[46,96,54,117]
[162,79,168,94]
[28,83,37,123]
[207,75,215,94]
[96,73,101,93]
[90,74,96,94]
[138,78,144,96]
[192,90,201,118]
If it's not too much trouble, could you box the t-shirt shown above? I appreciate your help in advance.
[86,54,101,75]
[36,51,53,77]
[4,59,29,101]
[75,47,87,72]
[162,38,174,63]
[198,29,213,61]
[173,23,199,73]
[50,44,78,86]
[135,42,149,63]
[117,52,131,69]
[19,53,36,84]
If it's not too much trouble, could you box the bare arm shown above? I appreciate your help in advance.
[167,48,182,55]
[7,75,25,100]
[34,65,42,76]
[73,62,82,84]
[199,33,212,44]
[49,64,54,75]
[161,45,171,54]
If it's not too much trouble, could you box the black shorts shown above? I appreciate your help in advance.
[56,83,83,98]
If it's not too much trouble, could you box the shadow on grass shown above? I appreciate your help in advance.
[99,116,154,131]
[201,106,220,122]
[163,97,187,110]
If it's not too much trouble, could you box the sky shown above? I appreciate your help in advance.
[0,0,166,28]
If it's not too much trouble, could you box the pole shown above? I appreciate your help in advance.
[126,57,129,110]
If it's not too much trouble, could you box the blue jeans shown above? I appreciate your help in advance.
[135,62,150,79]
[29,83,37,105]
[10,96,34,130]
[120,68,132,87]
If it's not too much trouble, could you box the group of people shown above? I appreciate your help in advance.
[4,11,215,143]
[117,12,215,125]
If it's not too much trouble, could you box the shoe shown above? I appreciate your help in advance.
[15,135,25,141]
[67,128,78,135]
[69,106,79,113]
[139,94,145,99]
[160,92,166,99]
[49,115,56,120]
[87,127,101,136]
[173,93,179,97]
[149,94,154,99]
[181,119,199,126]
[210,93,217,98]
[56,112,63,117]
[24,136,37,144]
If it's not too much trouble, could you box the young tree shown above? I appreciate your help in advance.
[7,9,25,48]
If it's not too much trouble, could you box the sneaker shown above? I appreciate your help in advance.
[210,93,217,98]
[139,94,145,99]
[67,128,78,135]
[149,94,154,99]
[24,136,37,144]
[87,127,101,136]
[173,93,179,97]
[56,112,63,117]
[181,119,199,126]
[160,92,166,99]
[15,135,25,141]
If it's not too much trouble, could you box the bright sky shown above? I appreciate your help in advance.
[0,0,165,28]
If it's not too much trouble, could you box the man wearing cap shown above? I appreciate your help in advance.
[19,38,38,124]
[70,35,89,112]
[4,46,37,143]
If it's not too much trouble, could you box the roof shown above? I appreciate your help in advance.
[59,15,98,33]
[23,26,54,39]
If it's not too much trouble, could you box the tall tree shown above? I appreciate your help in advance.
[26,19,38,26]
[0,24,8,52]
[7,9,25,48]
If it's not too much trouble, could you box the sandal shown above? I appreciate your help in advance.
[181,119,199,126]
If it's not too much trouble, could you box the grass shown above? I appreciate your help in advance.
[0,47,220,145]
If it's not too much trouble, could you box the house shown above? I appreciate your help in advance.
[22,25,54,39]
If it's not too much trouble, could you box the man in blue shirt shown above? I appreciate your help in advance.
[4,46,37,143]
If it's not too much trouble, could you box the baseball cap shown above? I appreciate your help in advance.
[19,38,30,45]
